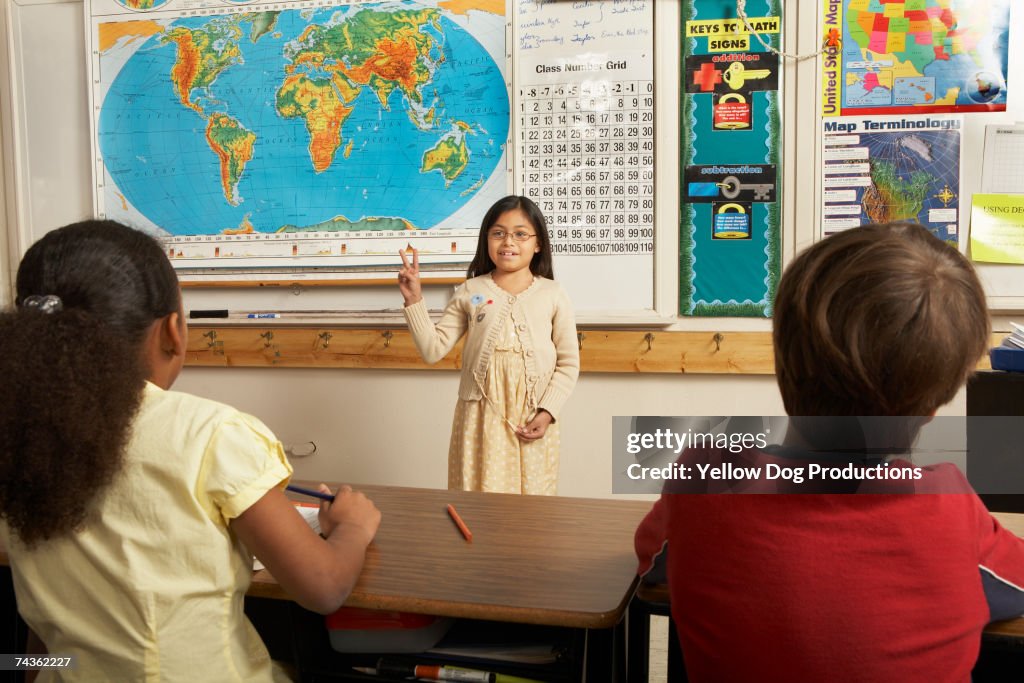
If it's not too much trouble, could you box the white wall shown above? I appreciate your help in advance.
[173,366,786,498]
[172,365,970,499]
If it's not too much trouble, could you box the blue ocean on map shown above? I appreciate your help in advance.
[98,6,509,235]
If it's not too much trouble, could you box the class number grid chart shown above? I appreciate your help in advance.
[517,78,655,257]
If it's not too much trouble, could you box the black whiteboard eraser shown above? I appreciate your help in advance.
[189,309,229,319]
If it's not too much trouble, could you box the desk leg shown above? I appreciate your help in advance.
[666,618,685,681]
[625,599,650,683]
[584,619,626,682]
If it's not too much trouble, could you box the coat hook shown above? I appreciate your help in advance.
[285,441,318,458]
[712,332,724,352]
[260,331,274,348]
[644,332,655,351]
[291,283,303,296]
[382,330,394,348]
[577,332,585,350]
[202,330,218,348]
[317,331,332,350]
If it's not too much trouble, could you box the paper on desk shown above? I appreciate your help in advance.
[1003,322,1024,349]
[253,504,320,571]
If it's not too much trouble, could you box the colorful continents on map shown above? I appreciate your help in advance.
[97,2,508,236]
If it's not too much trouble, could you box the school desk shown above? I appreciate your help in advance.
[259,482,653,681]
[0,484,653,682]
[626,511,1024,682]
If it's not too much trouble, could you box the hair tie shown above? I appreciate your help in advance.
[21,294,64,314]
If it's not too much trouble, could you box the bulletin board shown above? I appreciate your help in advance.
[3,0,1023,325]
[810,0,1024,312]
[678,0,782,317]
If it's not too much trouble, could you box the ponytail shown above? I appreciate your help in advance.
[0,220,179,547]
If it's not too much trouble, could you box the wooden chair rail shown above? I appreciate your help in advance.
[186,328,1000,375]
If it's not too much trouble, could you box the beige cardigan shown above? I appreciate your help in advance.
[404,273,579,419]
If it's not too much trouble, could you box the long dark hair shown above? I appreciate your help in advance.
[466,195,554,279]
[0,220,180,547]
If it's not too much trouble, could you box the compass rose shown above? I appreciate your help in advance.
[934,184,957,207]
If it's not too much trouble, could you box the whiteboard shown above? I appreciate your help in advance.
[0,0,669,324]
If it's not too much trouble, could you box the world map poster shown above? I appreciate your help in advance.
[87,0,509,278]
[821,0,1010,116]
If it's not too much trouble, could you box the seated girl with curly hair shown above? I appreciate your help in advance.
[0,220,381,682]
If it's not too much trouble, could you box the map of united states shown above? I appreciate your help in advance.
[835,0,1008,113]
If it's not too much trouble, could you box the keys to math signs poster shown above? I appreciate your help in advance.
[680,0,782,317]
[86,0,510,279]
[821,0,1010,117]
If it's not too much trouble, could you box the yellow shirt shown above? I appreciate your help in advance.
[2,382,292,682]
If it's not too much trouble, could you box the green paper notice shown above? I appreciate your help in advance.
[970,194,1024,264]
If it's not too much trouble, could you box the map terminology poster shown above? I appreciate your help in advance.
[822,0,1010,116]
[821,115,961,243]
[87,0,510,279]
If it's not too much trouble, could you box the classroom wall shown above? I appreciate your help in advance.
[171,367,783,497]
[171,366,969,499]
[0,0,983,499]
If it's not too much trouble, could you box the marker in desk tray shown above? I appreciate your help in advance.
[188,310,280,319]
[355,659,495,682]
[285,484,335,503]
[446,504,473,542]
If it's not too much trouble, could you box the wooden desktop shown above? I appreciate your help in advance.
[258,483,653,633]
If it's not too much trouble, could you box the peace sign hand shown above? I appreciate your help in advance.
[397,248,423,306]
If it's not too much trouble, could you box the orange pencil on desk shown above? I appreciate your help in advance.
[446,504,473,542]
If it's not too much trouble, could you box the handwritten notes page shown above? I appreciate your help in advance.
[515,0,655,261]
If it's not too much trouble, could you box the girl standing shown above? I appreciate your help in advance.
[0,220,380,681]
[398,196,579,495]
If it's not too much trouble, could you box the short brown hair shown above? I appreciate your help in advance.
[773,223,988,416]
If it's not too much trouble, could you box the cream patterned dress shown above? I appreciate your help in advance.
[448,311,560,495]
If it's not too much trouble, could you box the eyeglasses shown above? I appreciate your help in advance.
[489,229,536,242]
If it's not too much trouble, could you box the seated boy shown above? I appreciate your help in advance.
[635,222,1024,682]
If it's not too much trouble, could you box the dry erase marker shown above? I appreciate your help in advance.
[188,310,281,319]
[446,504,473,542]
[358,659,495,682]
[285,484,335,503]
[352,667,537,683]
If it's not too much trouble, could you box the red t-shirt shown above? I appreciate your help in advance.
[634,452,1024,683]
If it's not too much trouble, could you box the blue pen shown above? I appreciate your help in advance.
[286,484,335,502]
